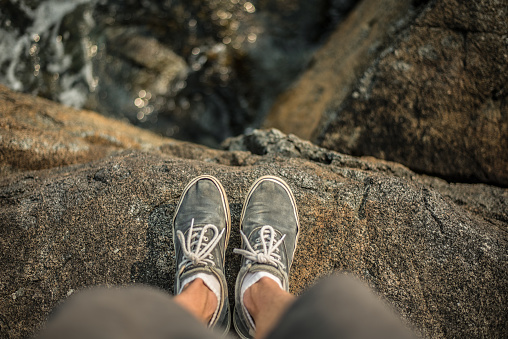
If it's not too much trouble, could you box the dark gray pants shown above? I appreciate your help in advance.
[37,274,415,339]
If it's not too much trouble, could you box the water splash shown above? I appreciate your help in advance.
[0,0,98,107]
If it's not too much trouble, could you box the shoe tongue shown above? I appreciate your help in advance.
[252,226,282,241]
[186,225,214,249]
[192,221,216,228]
[188,223,218,238]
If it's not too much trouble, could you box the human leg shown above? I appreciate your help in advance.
[173,278,218,323]
[242,277,295,339]
[36,285,220,339]
[232,176,415,339]
[233,176,299,339]
[173,175,231,334]
[264,274,416,339]
[38,175,233,339]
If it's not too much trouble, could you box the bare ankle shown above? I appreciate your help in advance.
[244,277,293,319]
[243,277,295,339]
[243,277,275,317]
[175,278,218,323]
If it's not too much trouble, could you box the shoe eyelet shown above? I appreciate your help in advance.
[255,238,260,243]
[209,254,214,259]
[204,237,208,241]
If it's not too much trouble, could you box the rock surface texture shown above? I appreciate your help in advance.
[0,85,166,176]
[266,0,508,186]
[1,89,507,338]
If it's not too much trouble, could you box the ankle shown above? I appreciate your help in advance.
[242,283,257,319]
[243,277,280,318]
[176,279,218,323]
[203,283,218,322]
[243,277,295,339]
[192,279,218,321]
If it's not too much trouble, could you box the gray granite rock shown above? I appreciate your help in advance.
[1,88,507,338]
[1,125,507,338]
[266,0,508,186]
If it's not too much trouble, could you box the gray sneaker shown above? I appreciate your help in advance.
[173,175,231,335]
[233,176,299,339]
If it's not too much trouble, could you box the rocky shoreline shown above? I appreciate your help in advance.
[1,0,507,337]
[1,86,506,338]
[267,0,507,186]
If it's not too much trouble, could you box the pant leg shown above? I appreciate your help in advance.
[266,274,417,339]
[36,285,226,339]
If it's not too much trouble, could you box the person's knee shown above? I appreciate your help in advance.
[266,273,416,339]
[37,285,195,339]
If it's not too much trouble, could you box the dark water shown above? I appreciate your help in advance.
[0,0,357,147]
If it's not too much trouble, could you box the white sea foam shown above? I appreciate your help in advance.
[0,0,97,107]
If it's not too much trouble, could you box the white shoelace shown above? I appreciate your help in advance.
[176,218,225,270]
[234,225,286,269]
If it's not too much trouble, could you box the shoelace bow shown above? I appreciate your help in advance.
[176,218,225,270]
[234,225,286,269]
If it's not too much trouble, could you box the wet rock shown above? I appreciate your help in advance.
[87,28,189,124]
[0,0,359,147]
[266,0,508,186]
[105,30,188,96]
[0,92,507,338]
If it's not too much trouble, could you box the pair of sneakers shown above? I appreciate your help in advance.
[173,175,299,338]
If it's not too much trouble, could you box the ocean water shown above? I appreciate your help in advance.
[0,0,357,146]
[0,0,97,106]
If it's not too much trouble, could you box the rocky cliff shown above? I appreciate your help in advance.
[266,0,507,186]
[1,87,507,338]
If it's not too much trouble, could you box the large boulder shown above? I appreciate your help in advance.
[264,0,419,140]
[0,85,166,176]
[266,0,508,186]
[1,90,507,338]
